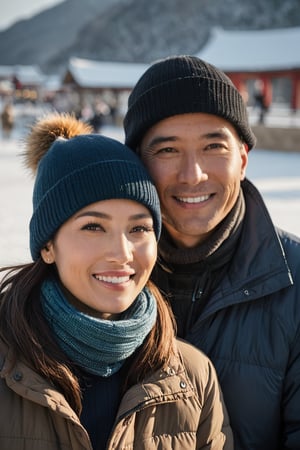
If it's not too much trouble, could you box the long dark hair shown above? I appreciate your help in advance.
[0,261,176,415]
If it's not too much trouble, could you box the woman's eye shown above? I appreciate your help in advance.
[82,222,103,231]
[131,225,154,233]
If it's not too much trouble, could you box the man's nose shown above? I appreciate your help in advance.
[177,155,208,185]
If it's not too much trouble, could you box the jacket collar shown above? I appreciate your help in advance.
[198,178,293,318]
[234,178,293,290]
[116,347,194,419]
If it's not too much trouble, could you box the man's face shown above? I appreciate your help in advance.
[139,113,248,248]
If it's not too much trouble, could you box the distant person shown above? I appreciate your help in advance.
[89,109,104,133]
[0,113,232,450]
[1,102,14,138]
[89,100,110,133]
[253,79,269,124]
[123,54,300,449]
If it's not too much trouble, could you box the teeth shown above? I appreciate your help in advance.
[94,275,130,284]
[177,195,210,203]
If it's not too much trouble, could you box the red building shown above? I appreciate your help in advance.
[196,27,300,111]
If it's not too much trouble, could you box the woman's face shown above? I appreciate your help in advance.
[41,199,157,319]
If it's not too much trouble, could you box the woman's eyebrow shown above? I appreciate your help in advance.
[128,213,153,221]
[74,211,152,221]
[75,211,110,220]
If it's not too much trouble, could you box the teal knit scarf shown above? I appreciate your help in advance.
[41,278,157,377]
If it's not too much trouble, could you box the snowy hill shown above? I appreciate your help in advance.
[0,0,300,74]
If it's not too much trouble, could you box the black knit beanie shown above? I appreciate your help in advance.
[27,116,161,261]
[124,55,256,150]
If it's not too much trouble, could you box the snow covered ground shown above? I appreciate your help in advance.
[0,125,300,266]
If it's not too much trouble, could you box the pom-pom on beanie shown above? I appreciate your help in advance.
[24,114,161,261]
[124,55,256,150]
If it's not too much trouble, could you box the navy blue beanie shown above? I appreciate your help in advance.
[29,128,161,261]
[124,55,256,150]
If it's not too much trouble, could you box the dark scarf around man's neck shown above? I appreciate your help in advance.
[155,190,246,334]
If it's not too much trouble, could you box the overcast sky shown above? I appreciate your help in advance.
[0,0,63,30]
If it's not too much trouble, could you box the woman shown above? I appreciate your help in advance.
[0,114,233,450]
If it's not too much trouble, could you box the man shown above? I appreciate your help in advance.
[123,55,300,449]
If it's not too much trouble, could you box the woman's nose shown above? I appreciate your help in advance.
[106,234,133,263]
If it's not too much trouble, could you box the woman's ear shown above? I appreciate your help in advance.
[40,242,55,264]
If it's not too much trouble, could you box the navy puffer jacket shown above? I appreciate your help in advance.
[152,179,300,450]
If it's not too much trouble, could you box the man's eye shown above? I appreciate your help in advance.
[158,147,175,153]
[206,143,225,150]
[152,146,177,156]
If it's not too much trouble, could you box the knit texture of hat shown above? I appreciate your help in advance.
[124,55,256,150]
[29,129,161,261]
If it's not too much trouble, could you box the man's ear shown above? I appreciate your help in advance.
[240,143,248,180]
[40,242,55,264]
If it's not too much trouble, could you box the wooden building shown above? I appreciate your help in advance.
[62,57,149,118]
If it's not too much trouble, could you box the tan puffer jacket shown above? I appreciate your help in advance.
[0,338,233,450]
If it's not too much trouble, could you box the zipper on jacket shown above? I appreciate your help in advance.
[184,281,203,335]
[185,263,218,336]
